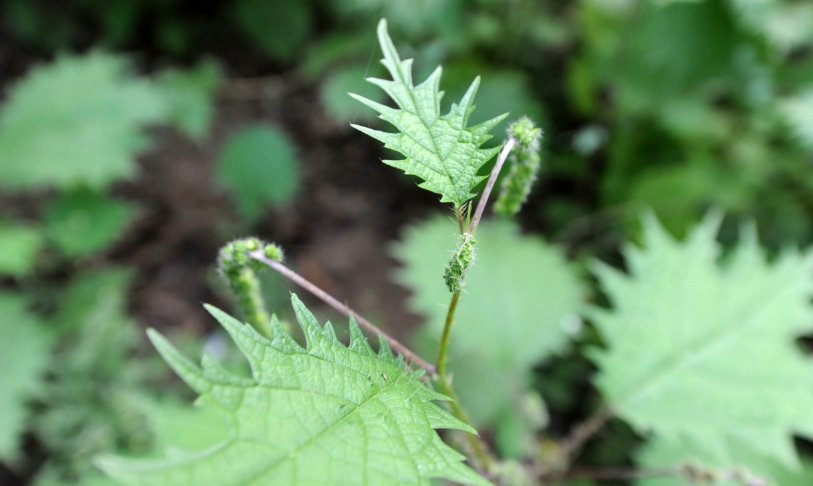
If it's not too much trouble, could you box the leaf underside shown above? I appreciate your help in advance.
[97,294,488,486]
[591,213,813,474]
[351,19,506,207]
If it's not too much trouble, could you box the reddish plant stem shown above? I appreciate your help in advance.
[557,406,613,463]
[250,251,436,375]
[470,138,516,234]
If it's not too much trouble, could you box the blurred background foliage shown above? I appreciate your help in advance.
[1,0,813,484]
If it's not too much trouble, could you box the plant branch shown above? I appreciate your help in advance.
[249,251,435,375]
[428,138,517,473]
[436,291,461,379]
[470,138,516,234]
[557,406,613,465]
[552,464,768,486]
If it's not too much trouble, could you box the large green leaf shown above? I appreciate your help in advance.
[0,52,166,190]
[0,293,51,461]
[351,19,507,207]
[591,213,813,469]
[97,294,488,486]
[393,217,585,438]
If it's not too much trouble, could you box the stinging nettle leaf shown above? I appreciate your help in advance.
[591,212,813,471]
[0,52,166,190]
[351,19,507,208]
[97,294,488,486]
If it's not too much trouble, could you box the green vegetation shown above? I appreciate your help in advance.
[2,1,813,485]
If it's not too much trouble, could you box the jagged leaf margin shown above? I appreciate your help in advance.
[590,212,813,470]
[351,19,507,207]
[97,294,488,486]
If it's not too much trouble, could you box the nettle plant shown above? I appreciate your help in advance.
[98,20,813,486]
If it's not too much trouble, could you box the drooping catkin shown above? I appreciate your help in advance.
[494,117,543,216]
[217,238,284,337]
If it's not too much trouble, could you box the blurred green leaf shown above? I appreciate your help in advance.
[779,89,813,151]
[0,293,51,461]
[36,269,156,481]
[728,0,813,54]
[320,64,386,124]
[0,220,44,277]
[231,0,311,62]
[43,188,136,258]
[216,126,300,222]
[0,52,166,190]
[591,214,813,471]
[638,435,813,485]
[157,61,222,141]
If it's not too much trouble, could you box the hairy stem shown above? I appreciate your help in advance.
[430,139,518,473]
[249,251,435,374]
[436,290,494,472]
[436,291,461,379]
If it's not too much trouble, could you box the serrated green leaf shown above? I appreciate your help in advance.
[0,293,51,461]
[97,294,488,486]
[216,126,300,222]
[43,188,136,258]
[591,213,813,469]
[393,216,585,445]
[352,19,507,207]
[0,220,44,277]
[0,52,166,190]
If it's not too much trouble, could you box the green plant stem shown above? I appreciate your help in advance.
[436,290,461,379]
[436,290,494,473]
[431,140,518,473]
